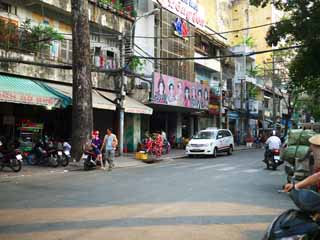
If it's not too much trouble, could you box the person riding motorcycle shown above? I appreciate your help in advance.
[264,130,282,162]
[284,171,320,192]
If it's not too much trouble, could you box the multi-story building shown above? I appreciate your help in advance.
[0,0,153,152]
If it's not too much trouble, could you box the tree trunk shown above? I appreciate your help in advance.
[71,0,93,161]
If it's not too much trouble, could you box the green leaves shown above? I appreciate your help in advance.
[129,56,145,72]
[251,0,320,94]
[20,19,64,53]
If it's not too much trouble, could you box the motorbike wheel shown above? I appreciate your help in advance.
[60,156,69,167]
[49,155,59,168]
[272,163,277,171]
[10,159,22,172]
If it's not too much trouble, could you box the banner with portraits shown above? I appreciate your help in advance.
[152,72,209,110]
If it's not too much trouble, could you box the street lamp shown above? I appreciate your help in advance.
[118,8,160,155]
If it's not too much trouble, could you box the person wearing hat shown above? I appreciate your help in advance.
[284,134,320,192]
[309,134,320,171]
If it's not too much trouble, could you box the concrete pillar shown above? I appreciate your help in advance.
[190,116,194,136]
[176,112,182,139]
[133,114,141,152]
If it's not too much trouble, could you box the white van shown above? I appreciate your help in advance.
[186,128,234,158]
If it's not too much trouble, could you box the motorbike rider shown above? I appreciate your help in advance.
[284,134,320,192]
[264,130,282,162]
[284,171,320,192]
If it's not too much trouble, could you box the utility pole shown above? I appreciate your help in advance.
[219,56,223,129]
[71,0,93,161]
[272,51,276,127]
[118,33,125,156]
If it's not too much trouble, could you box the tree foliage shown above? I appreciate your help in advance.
[250,0,320,94]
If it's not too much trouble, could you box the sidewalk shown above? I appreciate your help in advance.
[0,145,254,179]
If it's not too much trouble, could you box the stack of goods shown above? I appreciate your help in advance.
[282,129,316,179]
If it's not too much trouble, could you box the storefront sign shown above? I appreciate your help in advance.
[154,0,206,29]
[153,72,209,109]
[249,99,259,115]
[0,91,59,107]
[208,104,219,115]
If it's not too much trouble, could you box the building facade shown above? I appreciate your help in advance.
[0,0,153,152]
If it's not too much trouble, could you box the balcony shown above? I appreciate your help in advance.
[194,52,221,72]
[19,0,133,33]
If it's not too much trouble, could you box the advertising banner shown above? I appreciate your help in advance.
[153,72,209,109]
[153,0,206,29]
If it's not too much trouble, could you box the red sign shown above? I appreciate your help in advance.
[0,91,59,107]
[208,104,220,115]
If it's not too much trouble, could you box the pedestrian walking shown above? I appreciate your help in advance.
[101,128,118,171]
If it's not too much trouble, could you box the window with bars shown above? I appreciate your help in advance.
[159,9,195,82]
[59,39,72,63]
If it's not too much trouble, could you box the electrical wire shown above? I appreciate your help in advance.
[134,45,303,61]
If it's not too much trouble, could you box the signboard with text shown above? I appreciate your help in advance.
[154,0,206,29]
[153,72,209,110]
[0,91,60,107]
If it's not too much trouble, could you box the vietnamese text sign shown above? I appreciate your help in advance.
[0,91,59,107]
[154,0,206,29]
[153,72,209,109]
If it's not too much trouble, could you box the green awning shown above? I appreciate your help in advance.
[0,74,67,108]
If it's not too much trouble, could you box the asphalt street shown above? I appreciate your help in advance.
[0,149,295,240]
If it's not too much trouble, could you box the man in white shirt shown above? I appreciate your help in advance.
[264,130,282,162]
[266,132,282,150]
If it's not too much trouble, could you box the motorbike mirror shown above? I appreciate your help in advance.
[0,141,2,146]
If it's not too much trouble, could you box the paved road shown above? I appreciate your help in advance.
[0,149,294,240]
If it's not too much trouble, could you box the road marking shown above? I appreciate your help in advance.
[241,169,262,173]
[196,165,228,170]
[173,163,204,169]
[216,166,236,171]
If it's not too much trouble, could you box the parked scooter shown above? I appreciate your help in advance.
[29,139,59,167]
[0,140,23,172]
[82,142,99,171]
[59,141,71,167]
[262,183,320,239]
[264,147,283,170]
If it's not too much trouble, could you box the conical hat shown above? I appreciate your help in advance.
[309,135,320,146]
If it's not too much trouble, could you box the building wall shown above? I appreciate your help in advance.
[228,1,274,66]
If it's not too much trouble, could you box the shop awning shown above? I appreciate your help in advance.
[0,74,63,108]
[46,83,116,111]
[98,91,153,115]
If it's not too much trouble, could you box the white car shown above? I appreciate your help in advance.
[186,128,234,158]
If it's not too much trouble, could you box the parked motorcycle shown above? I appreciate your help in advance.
[0,140,23,172]
[83,147,98,171]
[262,184,320,239]
[59,141,71,167]
[264,148,283,170]
[29,139,59,167]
